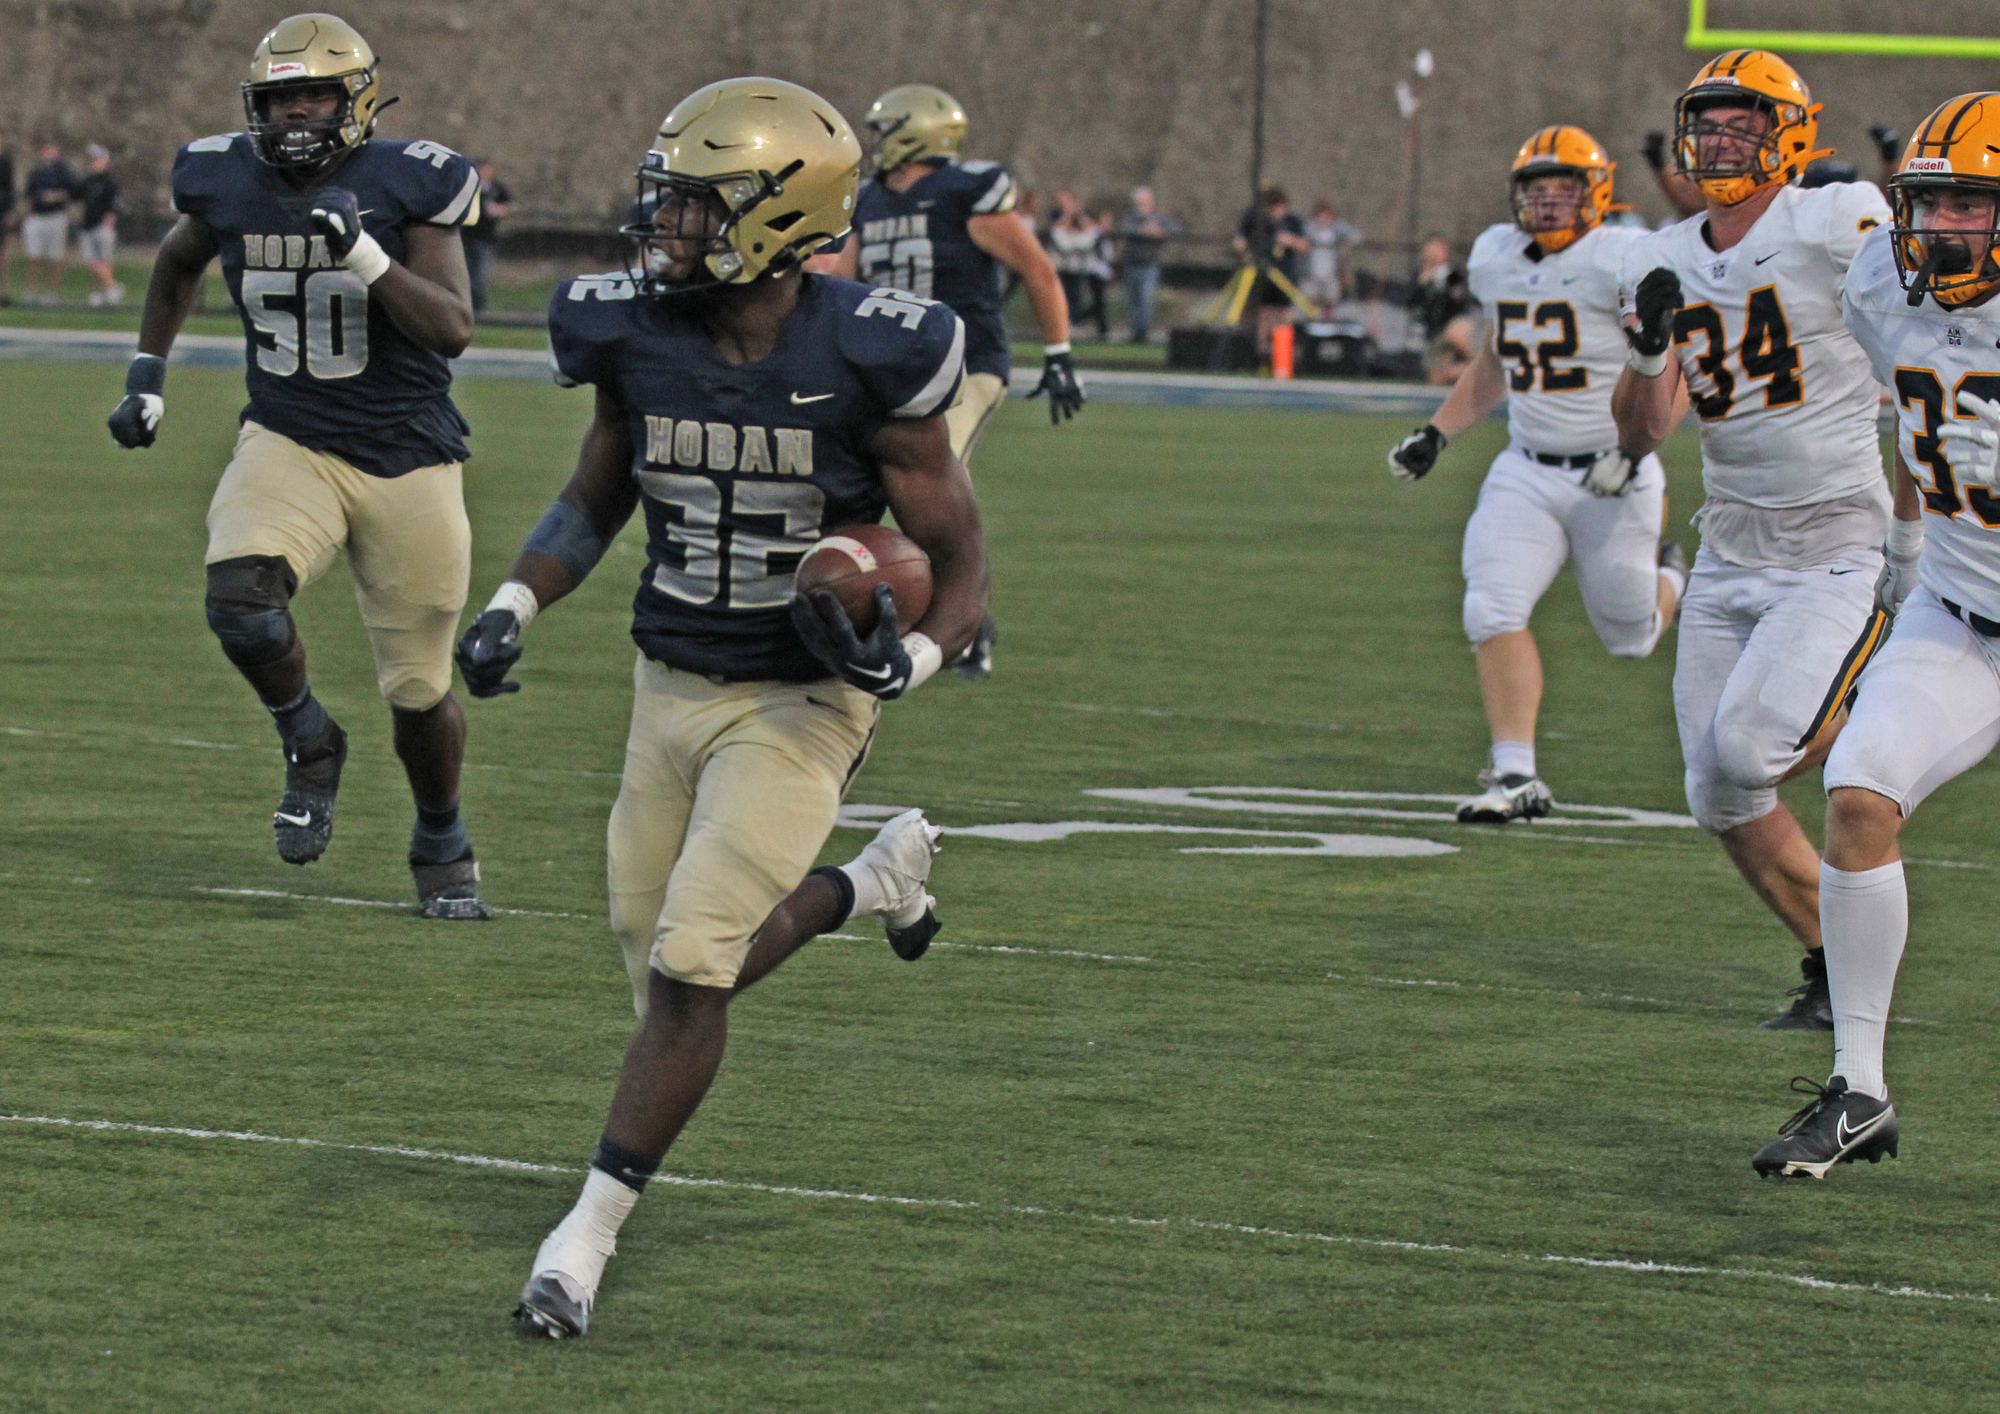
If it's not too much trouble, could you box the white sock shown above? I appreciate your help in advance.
[838,857,888,917]
[531,1168,642,1299]
[1490,741,1536,780]
[1658,562,1687,601]
[1820,860,1907,1102]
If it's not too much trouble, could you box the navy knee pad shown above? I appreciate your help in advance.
[205,555,299,668]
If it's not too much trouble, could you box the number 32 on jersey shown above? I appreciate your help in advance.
[1896,367,2000,525]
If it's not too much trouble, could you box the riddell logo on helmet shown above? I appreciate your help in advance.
[267,61,309,78]
[1905,158,1954,174]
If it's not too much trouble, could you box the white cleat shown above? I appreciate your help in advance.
[1455,770,1554,824]
[844,808,944,959]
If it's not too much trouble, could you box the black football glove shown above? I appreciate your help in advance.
[1389,423,1446,481]
[1627,267,1683,360]
[455,609,523,697]
[790,584,913,700]
[1868,123,1902,164]
[1639,130,1669,172]
[107,353,167,449]
[308,187,365,260]
[1028,348,1085,424]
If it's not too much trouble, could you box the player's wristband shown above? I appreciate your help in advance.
[901,631,943,694]
[1042,342,1071,357]
[1887,517,1924,560]
[484,580,539,630]
[126,353,167,395]
[1626,346,1669,378]
[343,229,393,286]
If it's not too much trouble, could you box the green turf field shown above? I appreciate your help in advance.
[3,360,1997,1411]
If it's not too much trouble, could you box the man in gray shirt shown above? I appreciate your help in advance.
[1115,185,1180,343]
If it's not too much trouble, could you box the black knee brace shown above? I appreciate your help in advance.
[204,555,299,668]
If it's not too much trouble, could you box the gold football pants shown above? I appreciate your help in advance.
[607,656,879,1008]
[204,421,470,710]
[945,371,1007,466]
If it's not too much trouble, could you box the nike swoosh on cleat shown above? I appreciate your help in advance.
[274,811,315,827]
[790,392,835,404]
[1835,1110,1886,1148]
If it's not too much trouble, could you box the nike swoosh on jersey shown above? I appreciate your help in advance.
[274,810,315,827]
[1754,251,1779,264]
[790,392,835,404]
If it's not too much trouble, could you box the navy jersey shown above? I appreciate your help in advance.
[549,273,966,681]
[853,159,1016,379]
[171,132,482,477]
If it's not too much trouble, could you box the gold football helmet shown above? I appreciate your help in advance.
[1673,50,1831,205]
[623,77,861,292]
[862,84,967,174]
[1510,126,1615,253]
[1890,92,2000,309]
[241,13,384,170]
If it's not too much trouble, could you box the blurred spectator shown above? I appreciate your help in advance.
[1411,235,1475,385]
[462,159,511,315]
[1637,130,1703,220]
[1001,188,1042,305]
[1234,183,1310,352]
[0,128,16,306]
[1115,184,1179,343]
[76,144,122,307]
[1303,199,1362,313]
[1048,189,1108,342]
[22,142,80,305]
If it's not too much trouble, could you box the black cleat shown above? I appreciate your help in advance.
[954,616,998,681]
[1752,1075,1899,1179]
[272,719,347,865]
[513,1272,589,1339]
[1762,951,1834,1030]
[411,851,494,920]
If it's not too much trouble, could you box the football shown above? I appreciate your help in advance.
[793,523,933,635]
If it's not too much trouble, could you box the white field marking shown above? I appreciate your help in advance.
[1026,699,1350,734]
[1087,787,1699,830]
[3,1114,1988,1306]
[834,803,1457,858]
[1906,856,2000,872]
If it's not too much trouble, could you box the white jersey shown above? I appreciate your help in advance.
[1843,228,2000,621]
[1620,182,1890,508]
[1468,222,1646,456]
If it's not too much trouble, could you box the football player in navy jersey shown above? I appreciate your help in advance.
[454,79,987,1339]
[812,83,1079,678]
[104,14,492,918]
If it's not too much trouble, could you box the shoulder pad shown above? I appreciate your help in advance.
[1842,227,1900,302]
[170,135,248,217]
[833,279,967,418]
[948,160,1017,215]
[1467,224,1518,269]
[548,273,641,388]
[376,139,483,225]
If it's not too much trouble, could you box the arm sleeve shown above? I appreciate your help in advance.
[422,151,484,226]
[845,294,966,419]
[1824,182,1893,274]
[967,163,1017,215]
[546,278,621,389]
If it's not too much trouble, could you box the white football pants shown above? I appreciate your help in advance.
[1460,446,1668,657]
[1673,547,1885,834]
[1824,586,2000,813]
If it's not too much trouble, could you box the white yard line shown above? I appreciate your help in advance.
[2,1112,1986,1306]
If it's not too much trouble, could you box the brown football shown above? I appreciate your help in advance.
[793,523,933,636]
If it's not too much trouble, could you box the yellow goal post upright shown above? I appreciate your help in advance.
[1684,0,2000,58]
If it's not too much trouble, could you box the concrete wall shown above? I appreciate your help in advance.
[5,0,1996,253]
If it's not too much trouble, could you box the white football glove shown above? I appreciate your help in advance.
[1582,447,1639,497]
[1876,517,1925,614]
[1939,391,2000,485]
